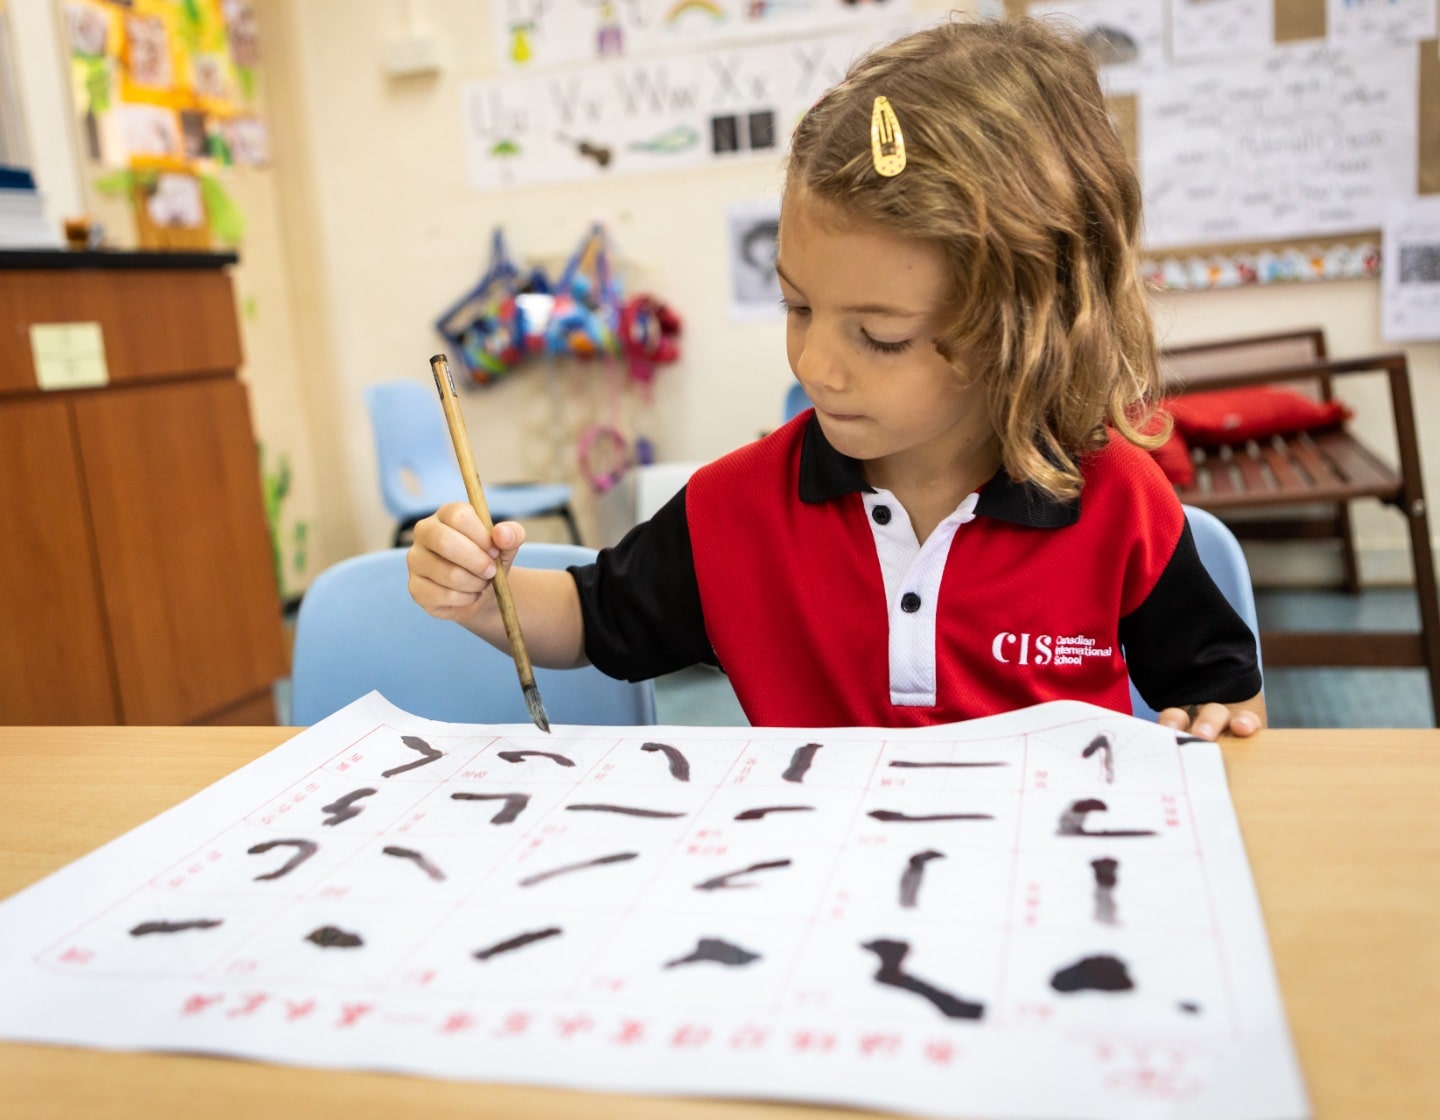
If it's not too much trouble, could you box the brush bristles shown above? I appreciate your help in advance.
[525,686,551,733]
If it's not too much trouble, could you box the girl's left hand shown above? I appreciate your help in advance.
[1157,694,1266,739]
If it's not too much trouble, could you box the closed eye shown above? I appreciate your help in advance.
[780,298,810,317]
[861,330,912,355]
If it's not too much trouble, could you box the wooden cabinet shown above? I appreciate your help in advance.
[0,251,287,725]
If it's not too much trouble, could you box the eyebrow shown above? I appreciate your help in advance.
[774,261,928,319]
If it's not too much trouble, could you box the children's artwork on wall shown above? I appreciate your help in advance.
[1141,240,1380,290]
[1025,0,1165,93]
[494,0,913,72]
[727,196,782,321]
[462,24,904,191]
[0,693,1308,1120]
[1140,41,1418,250]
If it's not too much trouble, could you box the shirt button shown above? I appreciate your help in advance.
[872,505,891,525]
[901,592,922,613]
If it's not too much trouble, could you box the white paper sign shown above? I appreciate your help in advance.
[728,196,783,322]
[1168,0,1275,62]
[1028,0,1167,92]
[1383,196,1440,341]
[1327,0,1438,45]
[0,693,1307,1120]
[1141,41,1418,250]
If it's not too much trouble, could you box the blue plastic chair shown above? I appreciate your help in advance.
[1129,505,1263,721]
[783,382,812,422]
[365,380,580,546]
[290,543,656,726]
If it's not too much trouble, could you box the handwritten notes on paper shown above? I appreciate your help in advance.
[1140,41,1418,250]
[0,693,1308,1120]
[1168,0,1274,63]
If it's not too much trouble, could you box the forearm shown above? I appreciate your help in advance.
[458,568,589,669]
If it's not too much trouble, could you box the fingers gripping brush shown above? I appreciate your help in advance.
[429,354,551,732]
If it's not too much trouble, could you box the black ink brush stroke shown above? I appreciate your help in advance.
[129,919,223,937]
[899,849,945,908]
[381,734,443,778]
[473,927,562,960]
[861,938,984,1020]
[694,858,792,891]
[1091,856,1119,925]
[734,805,814,821]
[518,851,638,887]
[641,741,691,782]
[868,810,994,823]
[451,791,531,824]
[1057,798,1156,838]
[782,742,823,783]
[382,845,446,881]
[565,803,686,818]
[498,749,575,767]
[1050,954,1134,993]
[306,925,364,948]
[664,937,762,968]
[321,788,377,827]
[1082,733,1115,783]
[888,760,1008,769]
[247,838,319,881]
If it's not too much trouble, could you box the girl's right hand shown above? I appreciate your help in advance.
[406,502,527,624]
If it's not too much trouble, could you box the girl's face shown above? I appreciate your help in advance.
[776,189,993,479]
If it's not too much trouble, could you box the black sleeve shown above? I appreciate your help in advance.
[567,486,719,682]
[1119,518,1263,710]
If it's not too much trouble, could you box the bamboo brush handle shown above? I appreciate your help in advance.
[428,355,538,691]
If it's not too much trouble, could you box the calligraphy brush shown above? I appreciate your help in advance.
[429,353,551,733]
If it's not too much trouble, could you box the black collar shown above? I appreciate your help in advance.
[796,413,1079,528]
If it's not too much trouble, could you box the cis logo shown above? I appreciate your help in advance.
[991,632,1054,665]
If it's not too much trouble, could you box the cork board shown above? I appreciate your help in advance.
[1005,0,1438,261]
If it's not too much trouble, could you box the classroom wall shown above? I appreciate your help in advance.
[23,1,1440,588]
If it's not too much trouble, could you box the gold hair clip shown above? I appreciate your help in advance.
[870,95,906,177]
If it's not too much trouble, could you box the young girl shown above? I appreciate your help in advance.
[407,16,1265,740]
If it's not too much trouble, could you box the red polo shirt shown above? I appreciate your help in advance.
[571,412,1260,727]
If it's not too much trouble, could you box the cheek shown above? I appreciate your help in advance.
[785,320,804,373]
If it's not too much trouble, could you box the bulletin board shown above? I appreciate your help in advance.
[1008,0,1439,287]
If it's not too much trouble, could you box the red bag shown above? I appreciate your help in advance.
[1165,386,1350,447]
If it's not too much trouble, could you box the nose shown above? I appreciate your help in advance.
[794,322,847,396]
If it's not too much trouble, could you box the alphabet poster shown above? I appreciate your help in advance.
[0,693,1307,1120]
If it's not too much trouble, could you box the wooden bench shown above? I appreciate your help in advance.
[1160,330,1440,726]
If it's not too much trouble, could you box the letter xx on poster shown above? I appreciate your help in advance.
[0,694,1307,1120]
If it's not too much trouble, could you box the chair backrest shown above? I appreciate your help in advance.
[1160,328,1328,395]
[1129,505,1262,722]
[365,380,467,522]
[783,382,811,423]
[290,543,658,726]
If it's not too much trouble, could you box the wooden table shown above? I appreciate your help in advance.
[0,726,1436,1119]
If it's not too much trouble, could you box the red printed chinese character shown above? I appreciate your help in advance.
[791,1030,836,1053]
[555,1013,595,1039]
[610,1019,646,1045]
[58,947,93,966]
[440,1012,475,1035]
[669,1023,710,1048]
[404,969,436,988]
[923,1039,957,1066]
[728,1024,769,1050]
[284,999,316,1022]
[857,1032,900,1057]
[181,993,224,1016]
[227,993,269,1018]
[337,1003,374,1028]
[494,1011,531,1037]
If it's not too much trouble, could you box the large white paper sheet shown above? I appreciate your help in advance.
[1141,41,1417,250]
[1383,195,1440,341]
[1028,0,1167,92]
[1168,0,1275,62]
[0,694,1308,1120]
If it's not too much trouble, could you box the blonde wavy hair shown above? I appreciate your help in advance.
[786,16,1163,500]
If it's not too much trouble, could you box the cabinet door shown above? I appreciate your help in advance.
[0,398,119,723]
[73,378,287,724]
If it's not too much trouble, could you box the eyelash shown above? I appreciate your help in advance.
[779,301,914,356]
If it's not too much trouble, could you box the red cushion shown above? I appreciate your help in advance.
[1149,427,1195,488]
[1165,386,1351,447]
